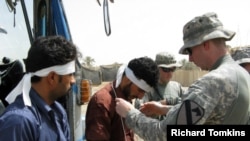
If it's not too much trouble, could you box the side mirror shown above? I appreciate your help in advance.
[176,100,204,124]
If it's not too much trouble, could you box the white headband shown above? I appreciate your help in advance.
[115,64,152,92]
[5,60,75,106]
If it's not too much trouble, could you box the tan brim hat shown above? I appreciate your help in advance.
[179,12,235,55]
[179,29,235,54]
[231,46,250,64]
[158,62,182,68]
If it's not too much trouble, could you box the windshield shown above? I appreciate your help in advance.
[0,0,33,63]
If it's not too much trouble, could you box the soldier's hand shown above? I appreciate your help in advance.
[115,98,134,118]
[139,101,166,116]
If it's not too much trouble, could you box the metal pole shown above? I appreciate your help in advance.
[20,0,33,44]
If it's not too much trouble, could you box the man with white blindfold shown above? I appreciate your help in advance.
[115,12,250,141]
[85,57,159,141]
[0,35,78,141]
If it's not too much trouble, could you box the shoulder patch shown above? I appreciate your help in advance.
[176,100,204,124]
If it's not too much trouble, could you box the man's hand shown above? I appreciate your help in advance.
[115,98,134,118]
[140,101,169,116]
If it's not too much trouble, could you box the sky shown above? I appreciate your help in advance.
[1,0,250,66]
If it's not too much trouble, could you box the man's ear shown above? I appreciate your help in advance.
[203,41,210,50]
[46,71,57,85]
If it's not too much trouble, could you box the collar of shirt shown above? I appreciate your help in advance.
[29,88,65,121]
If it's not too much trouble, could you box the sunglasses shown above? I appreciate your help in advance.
[160,67,176,72]
[186,48,192,55]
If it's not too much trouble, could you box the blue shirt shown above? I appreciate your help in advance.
[0,88,70,141]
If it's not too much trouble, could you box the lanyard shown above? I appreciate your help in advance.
[111,83,127,141]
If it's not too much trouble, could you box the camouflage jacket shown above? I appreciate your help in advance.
[125,55,250,141]
[134,81,184,120]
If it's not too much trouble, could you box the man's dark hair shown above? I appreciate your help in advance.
[25,35,77,72]
[24,35,78,83]
[128,57,159,87]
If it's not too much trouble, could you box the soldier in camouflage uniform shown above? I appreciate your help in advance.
[115,12,250,141]
[231,46,250,73]
[231,46,250,125]
[134,52,184,120]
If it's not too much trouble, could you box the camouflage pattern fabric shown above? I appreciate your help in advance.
[125,55,250,141]
[231,46,250,64]
[155,52,182,68]
[179,12,235,54]
[134,81,184,120]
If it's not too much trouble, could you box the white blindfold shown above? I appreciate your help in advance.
[5,61,75,106]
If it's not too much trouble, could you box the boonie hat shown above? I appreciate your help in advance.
[231,46,250,65]
[155,52,182,68]
[179,12,236,54]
